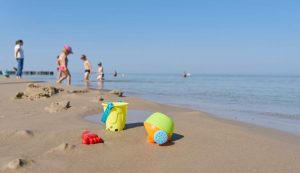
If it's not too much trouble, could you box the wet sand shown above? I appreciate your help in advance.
[0,78,300,173]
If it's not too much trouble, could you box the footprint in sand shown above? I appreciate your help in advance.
[5,158,34,170]
[46,143,76,154]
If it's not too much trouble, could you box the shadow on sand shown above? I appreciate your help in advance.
[125,122,144,130]
[172,133,184,142]
[159,133,185,146]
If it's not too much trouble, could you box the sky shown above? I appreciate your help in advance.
[0,0,299,75]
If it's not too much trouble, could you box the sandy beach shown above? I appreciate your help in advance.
[0,78,300,173]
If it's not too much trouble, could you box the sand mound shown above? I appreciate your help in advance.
[6,158,33,170]
[45,101,71,113]
[15,83,64,100]
[0,130,34,141]
[47,143,76,154]
[0,130,11,140]
[14,130,34,137]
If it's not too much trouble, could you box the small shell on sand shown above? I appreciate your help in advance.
[6,158,33,170]
[99,96,104,101]
[14,92,24,99]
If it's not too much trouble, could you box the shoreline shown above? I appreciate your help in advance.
[137,99,300,138]
[30,73,300,137]
[1,78,300,173]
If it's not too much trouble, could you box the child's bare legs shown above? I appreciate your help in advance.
[84,80,90,89]
[67,76,71,85]
[56,69,70,84]
[56,74,66,84]
[66,69,71,85]
[57,70,62,80]
[84,72,90,81]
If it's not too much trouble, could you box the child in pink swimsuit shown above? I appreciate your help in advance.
[56,45,73,85]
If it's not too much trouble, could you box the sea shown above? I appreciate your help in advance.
[24,73,300,136]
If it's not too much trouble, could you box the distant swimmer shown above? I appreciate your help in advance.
[183,71,191,78]
[183,71,187,78]
[113,70,118,77]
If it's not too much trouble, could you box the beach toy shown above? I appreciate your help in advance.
[81,130,103,145]
[144,112,174,145]
[101,102,128,132]
[101,102,114,123]
[154,130,169,145]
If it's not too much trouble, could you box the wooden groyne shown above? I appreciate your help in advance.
[0,70,54,76]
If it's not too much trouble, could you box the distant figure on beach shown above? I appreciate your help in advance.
[97,62,104,81]
[56,45,73,85]
[14,39,24,79]
[113,70,118,77]
[80,54,92,81]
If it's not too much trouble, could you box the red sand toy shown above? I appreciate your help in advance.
[82,130,103,145]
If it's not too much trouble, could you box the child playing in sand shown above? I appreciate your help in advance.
[97,62,104,81]
[80,54,92,81]
[56,45,73,85]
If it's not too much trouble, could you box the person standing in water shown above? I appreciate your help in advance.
[97,62,104,81]
[14,39,24,79]
[56,45,73,85]
[113,70,118,77]
[80,54,92,81]
[183,71,187,78]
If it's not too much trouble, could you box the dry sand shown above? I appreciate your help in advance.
[0,78,299,173]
